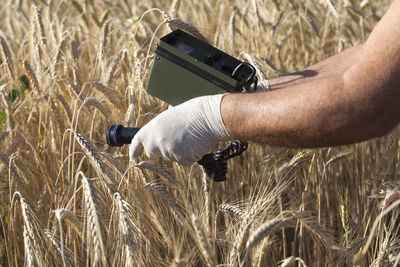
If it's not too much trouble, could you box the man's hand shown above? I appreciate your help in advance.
[129,94,231,165]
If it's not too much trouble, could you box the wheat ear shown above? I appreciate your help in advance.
[228,10,236,51]
[81,174,107,266]
[55,209,83,239]
[251,0,260,31]
[382,189,400,210]
[292,211,336,246]
[191,214,217,267]
[43,230,74,267]
[144,182,183,224]
[168,0,180,17]
[32,4,46,45]
[87,81,124,112]
[135,161,180,185]
[99,20,109,62]
[73,131,117,191]
[335,237,366,262]
[124,86,135,126]
[353,199,400,265]
[23,60,41,92]
[51,37,67,78]
[163,12,208,43]
[0,36,15,81]
[82,98,111,122]
[229,199,265,264]
[71,41,82,89]
[63,78,83,101]
[114,193,141,266]
[326,0,339,19]
[219,204,245,219]
[13,192,44,266]
[280,256,308,267]
[246,217,294,251]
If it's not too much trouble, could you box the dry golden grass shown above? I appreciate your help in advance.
[0,0,399,266]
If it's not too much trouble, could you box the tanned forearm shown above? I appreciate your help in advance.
[270,44,363,90]
[222,75,368,147]
[221,0,400,148]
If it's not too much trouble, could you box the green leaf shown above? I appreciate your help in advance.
[19,74,30,92]
[124,17,140,25]
[0,110,6,130]
[8,89,19,102]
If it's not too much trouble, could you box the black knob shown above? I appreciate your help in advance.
[106,125,140,147]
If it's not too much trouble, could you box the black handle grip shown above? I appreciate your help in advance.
[106,125,140,147]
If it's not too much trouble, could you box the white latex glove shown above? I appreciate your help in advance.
[129,94,232,165]
[256,79,271,92]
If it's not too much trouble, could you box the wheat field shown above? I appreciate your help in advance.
[0,0,399,266]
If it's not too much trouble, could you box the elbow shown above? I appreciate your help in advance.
[374,116,398,138]
[365,112,399,139]
[343,70,400,141]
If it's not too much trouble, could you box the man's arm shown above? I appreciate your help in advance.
[130,0,400,165]
[221,0,400,147]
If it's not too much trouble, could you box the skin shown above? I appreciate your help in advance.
[221,0,400,148]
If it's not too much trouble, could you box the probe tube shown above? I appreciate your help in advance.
[106,125,140,147]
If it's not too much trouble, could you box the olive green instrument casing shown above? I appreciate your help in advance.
[146,29,249,106]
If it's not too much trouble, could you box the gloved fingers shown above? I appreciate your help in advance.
[129,134,144,162]
[168,143,204,166]
[144,145,162,160]
[170,152,195,166]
